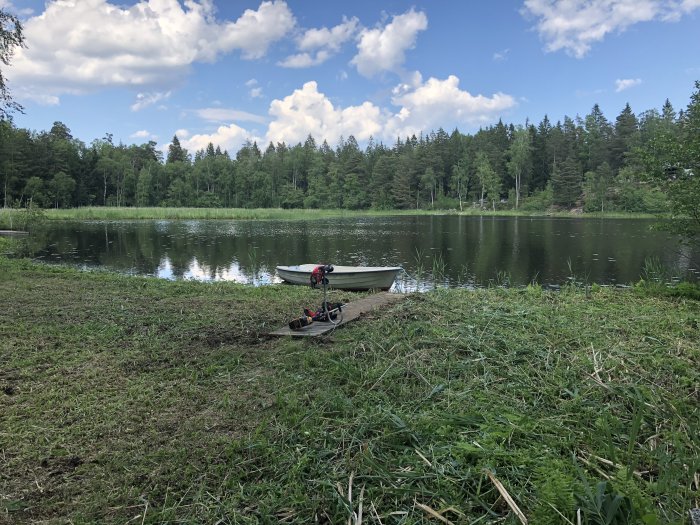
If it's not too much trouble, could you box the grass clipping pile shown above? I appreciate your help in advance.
[1,258,699,523]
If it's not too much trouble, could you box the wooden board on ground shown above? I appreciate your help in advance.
[270,292,406,337]
[0,230,29,236]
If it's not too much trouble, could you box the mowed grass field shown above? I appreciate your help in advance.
[1,255,698,524]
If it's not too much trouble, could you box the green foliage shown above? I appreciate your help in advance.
[583,163,614,212]
[476,150,500,209]
[641,80,700,246]
[520,182,553,211]
[0,8,25,117]
[552,157,583,207]
[576,480,638,524]
[1,82,699,219]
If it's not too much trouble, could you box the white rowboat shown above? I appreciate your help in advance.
[276,264,402,290]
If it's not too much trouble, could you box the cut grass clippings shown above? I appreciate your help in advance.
[1,257,698,524]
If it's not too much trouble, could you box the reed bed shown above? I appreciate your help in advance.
[0,206,661,228]
[1,257,698,523]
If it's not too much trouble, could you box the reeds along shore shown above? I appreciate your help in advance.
[0,205,663,227]
[1,255,698,523]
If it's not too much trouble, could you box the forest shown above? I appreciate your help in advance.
[0,89,695,214]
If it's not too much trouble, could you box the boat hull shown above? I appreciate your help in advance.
[276,264,402,290]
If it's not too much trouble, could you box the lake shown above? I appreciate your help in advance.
[28,216,699,289]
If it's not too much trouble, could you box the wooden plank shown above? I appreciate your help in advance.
[0,230,29,236]
[270,292,406,337]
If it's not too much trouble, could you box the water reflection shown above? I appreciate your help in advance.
[26,216,700,289]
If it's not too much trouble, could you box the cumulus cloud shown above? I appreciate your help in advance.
[279,16,359,68]
[221,1,296,59]
[195,107,268,124]
[266,81,384,145]
[263,78,515,146]
[351,9,427,77]
[245,78,264,98]
[522,0,700,58]
[180,123,257,154]
[9,0,296,102]
[615,78,642,92]
[130,129,157,141]
[131,91,171,112]
[278,50,330,68]
[386,74,517,138]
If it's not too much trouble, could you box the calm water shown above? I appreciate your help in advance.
[28,216,699,289]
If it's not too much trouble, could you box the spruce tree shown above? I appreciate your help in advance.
[552,156,582,208]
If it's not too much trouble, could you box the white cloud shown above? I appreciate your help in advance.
[351,9,427,77]
[220,1,296,60]
[244,79,264,98]
[493,49,510,61]
[130,129,157,141]
[131,91,171,111]
[615,78,642,92]
[266,81,384,145]
[522,0,700,58]
[264,77,515,146]
[175,129,190,139]
[0,0,34,16]
[278,50,330,68]
[180,123,257,154]
[298,16,359,52]
[279,16,359,68]
[195,108,268,124]
[9,0,296,102]
[386,74,517,138]
[11,90,59,106]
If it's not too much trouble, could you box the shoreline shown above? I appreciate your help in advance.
[0,206,664,226]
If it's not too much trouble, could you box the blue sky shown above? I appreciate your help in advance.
[3,0,700,155]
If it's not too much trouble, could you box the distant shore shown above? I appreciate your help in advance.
[0,206,662,226]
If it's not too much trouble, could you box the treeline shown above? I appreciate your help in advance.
[0,97,688,212]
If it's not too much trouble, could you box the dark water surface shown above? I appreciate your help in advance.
[29,216,699,289]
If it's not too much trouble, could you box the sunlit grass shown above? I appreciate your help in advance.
[1,256,698,523]
[0,206,662,227]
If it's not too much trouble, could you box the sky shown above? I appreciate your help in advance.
[3,0,700,156]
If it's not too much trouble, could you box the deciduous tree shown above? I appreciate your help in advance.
[0,9,24,118]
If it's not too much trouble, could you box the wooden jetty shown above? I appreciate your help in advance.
[270,292,406,337]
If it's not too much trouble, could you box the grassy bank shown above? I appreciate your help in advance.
[1,257,698,524]
[0,206,661,227]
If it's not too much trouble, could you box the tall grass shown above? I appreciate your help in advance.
[0,206,665,226]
